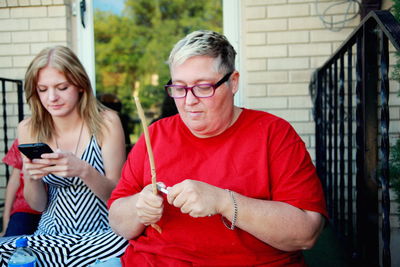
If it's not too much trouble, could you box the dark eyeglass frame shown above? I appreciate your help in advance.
[165,71,233,99]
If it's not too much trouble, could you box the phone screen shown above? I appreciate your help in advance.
[18,143,54,160]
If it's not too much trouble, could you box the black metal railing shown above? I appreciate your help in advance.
[0,77,24,184]
[309,10,400,267]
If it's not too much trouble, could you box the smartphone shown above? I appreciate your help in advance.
[18,142,54,160]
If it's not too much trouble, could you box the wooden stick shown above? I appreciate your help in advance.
[134,96,158,195]
[134,95,162,233]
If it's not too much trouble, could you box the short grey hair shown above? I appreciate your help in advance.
[168,30,237,74]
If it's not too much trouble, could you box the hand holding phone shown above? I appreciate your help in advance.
[18,142,54,160]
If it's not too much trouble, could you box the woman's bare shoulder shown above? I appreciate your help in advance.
[18,117,32,131]
[17,117,34,142]
[101,109,121,126]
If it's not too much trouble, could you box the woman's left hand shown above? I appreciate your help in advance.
[32,149,86,178]
[167,179,225,218]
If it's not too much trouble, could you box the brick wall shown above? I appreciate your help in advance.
[0,0,72,201]
[241,0,362,160]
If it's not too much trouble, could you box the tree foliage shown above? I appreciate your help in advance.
[94,0,222,118]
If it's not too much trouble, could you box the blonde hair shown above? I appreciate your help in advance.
[24,46,106,142]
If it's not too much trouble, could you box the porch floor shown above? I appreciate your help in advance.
[304,223,350,267]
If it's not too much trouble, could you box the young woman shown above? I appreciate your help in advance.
[0,46,127,266]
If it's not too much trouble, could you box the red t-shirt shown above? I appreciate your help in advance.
[109,108,327,266]
[2,139,41,215]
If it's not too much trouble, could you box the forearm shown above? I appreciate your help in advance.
[23,178,47,212]
[2,202,12,231]
[79,161,117,202]
[3,182,18,222]
[219,191,324,251]
[3,194,15,227]
[109,194,145,239]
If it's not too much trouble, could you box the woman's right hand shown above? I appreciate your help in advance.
[22,157,52,180]
[135,184,164,226]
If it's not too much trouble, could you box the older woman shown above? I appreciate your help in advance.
[109,30,327,266]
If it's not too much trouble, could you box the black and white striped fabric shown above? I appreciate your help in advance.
[0,136,128,266]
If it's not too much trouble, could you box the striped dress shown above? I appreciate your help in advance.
[0,136,128,266]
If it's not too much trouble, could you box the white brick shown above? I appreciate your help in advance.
[307,148,316,161]
[48,29,66,41]
[12,55,34,67]
[12,31,48,43]
[246,6,265,19]
[0,8,9,18]
[389,53,398,65]
[267,83,309,96]
[0,19,29,31]
[389,121,400,134]
[267,4,309,18]
[41,0,53,5]
[389,94,400,106]
[18,0,30,6]
[0,67,25,79]
[311,1,358,16]
[30,17,67,30]
[247,96,288,109]
[0,44,29,55]
[268,109,310,122]
[6,0,18,7]
[268,57,309,70]
[48,5,66,17]
[30,0,42,5]
[247,70,288,83]
[6,91,20,103]
[246,18,287,32]
[389,80,400,92]
[289,96,313,108]
[332,14,360,28]
[30,41,66,54]
[268,31,309,44]
[30,42,51,53]
[290,122,316,134]
[0,32,11,43]
[247,84,267,97]
[0,0,6,7]
[310,135,316,148]
[289,16,325,30]
[246,33,266,45]
[0,56,12,67]
[332,41,346,53]
[11,6,47,18]
[246,59,266,71]
[53,0,65,4]
[310,28,353,42]
[289,43,331,57]
[310,56,330,68]
[247,45,287,58]
[289,70,313,83]
[390,107,400,120]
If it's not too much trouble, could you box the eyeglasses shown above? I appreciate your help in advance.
[165,72,233,99]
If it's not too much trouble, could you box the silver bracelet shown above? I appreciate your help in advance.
[222,189,238,230]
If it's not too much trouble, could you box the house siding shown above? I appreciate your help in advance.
[241,0,363,156]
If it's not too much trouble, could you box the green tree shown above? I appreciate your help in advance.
[94,0,222,118]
